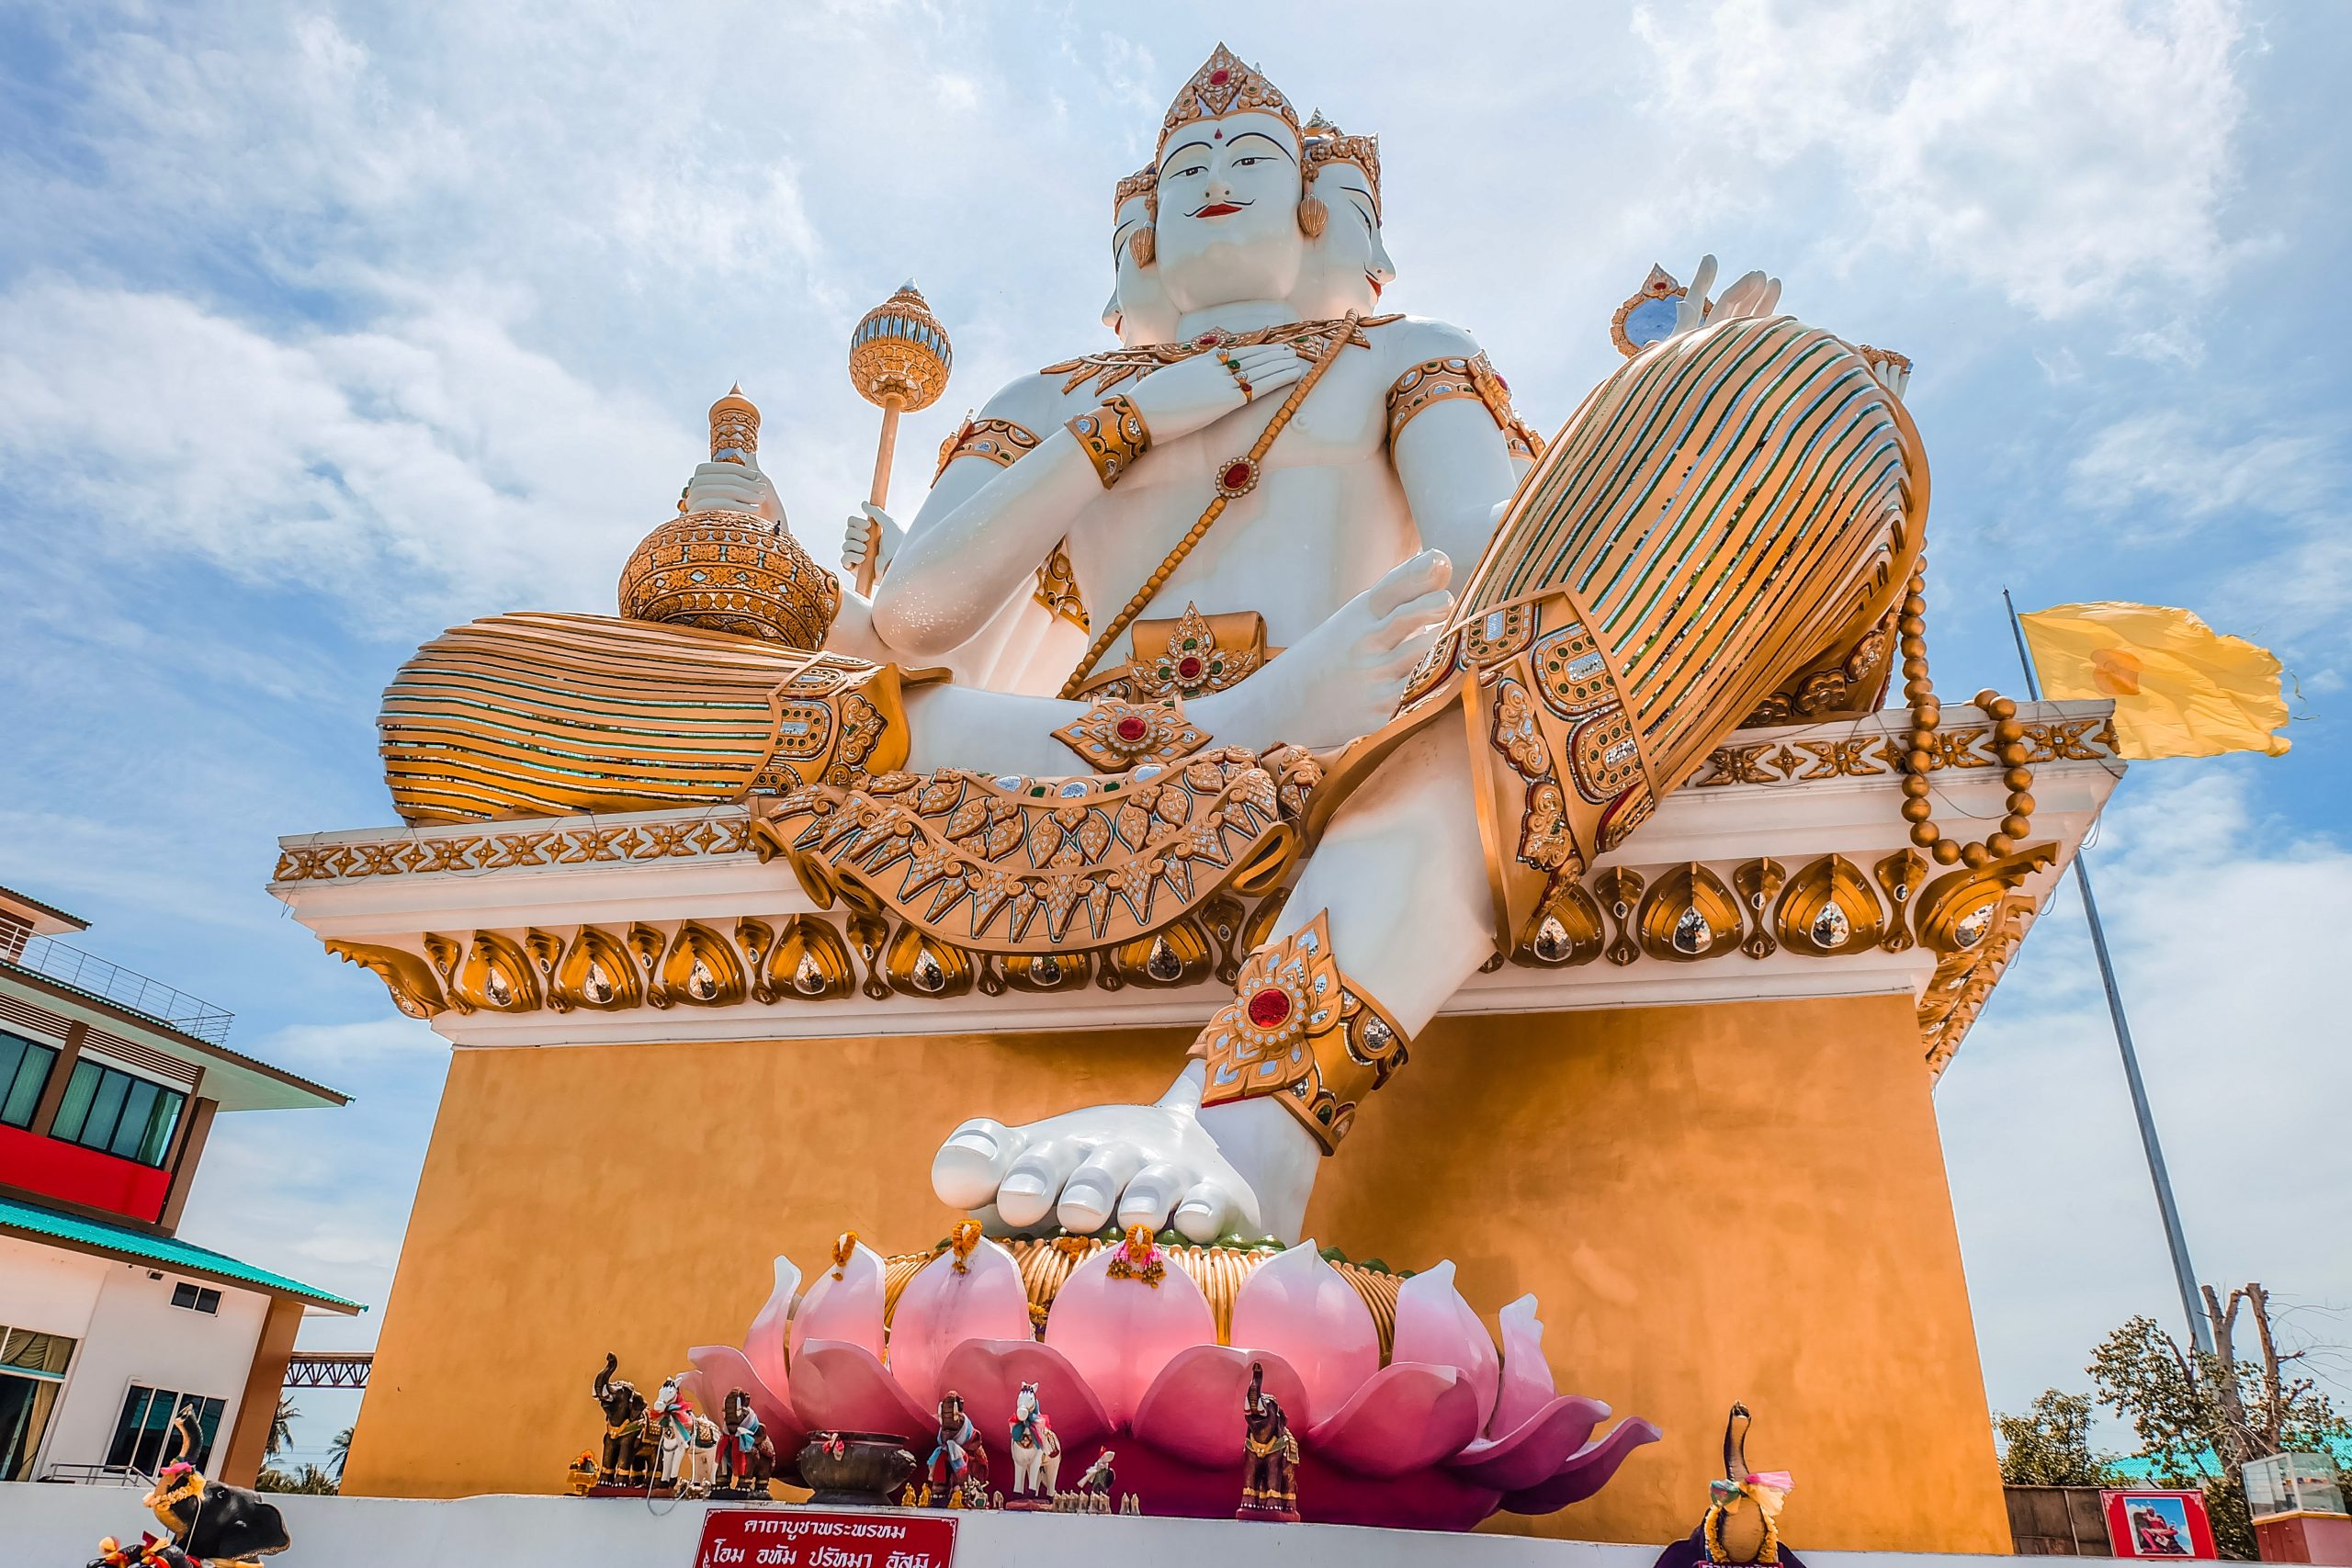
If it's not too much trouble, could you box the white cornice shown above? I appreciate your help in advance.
[271,701,2120,1061]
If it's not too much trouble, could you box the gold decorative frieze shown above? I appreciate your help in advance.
[1687,716,2118,790]
[274,815,756,883]
[320,840,2063,1073]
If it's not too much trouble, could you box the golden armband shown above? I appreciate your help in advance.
[1068,393,1151,488]
[1385,351,1538,457]
[933,415,1042,481]
[1051,693,1210,772]
[1192,911,1409,1154]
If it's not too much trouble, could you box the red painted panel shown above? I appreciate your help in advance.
[0,1122,170,1223]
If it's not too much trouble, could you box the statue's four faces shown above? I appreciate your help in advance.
[1106,188,1179,346]
[1152,110,1307,311]
[1293,158,1393,320]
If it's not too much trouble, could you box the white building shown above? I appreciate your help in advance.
[0,883,356,1487]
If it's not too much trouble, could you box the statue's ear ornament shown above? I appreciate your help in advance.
[1129,225,1156,267]
[1295,196,1328,239]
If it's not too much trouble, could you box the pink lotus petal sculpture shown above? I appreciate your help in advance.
[717,1230,1657,1530]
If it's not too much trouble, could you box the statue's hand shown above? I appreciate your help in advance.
[840,502,901,580]
[1120,343,1308,445]
[684,459,785,523]
[1669,254,1781,341]
[1196,548,1454,752]
[933,1066,1318,1242]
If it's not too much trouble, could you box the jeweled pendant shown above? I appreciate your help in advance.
[1672,906,1710,954]
[1147,934,1183,982]
[1811,902,1851,948]
[1533,916,1571,962]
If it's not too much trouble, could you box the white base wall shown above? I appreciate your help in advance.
[0,1488,2016,1568]
[0,1235,266,1477]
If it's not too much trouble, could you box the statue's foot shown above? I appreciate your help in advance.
[932,1064,1319,1242]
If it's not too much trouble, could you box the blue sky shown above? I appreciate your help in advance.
[3,1,2346,1471]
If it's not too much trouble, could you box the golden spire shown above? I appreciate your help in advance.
[708,383,759,465]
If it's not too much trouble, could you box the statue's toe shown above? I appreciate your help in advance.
[1173,1179,1241,1244]
[1056,1145,1145,1235]
[997,1136,1083,1228]
[1116,1161,1192,1233]
[932,1118,1019,1209]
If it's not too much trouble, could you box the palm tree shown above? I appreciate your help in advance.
[266,1397,300,1460]
[328,1425,355,1481]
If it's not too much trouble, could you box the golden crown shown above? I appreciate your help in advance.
[1304,111,1382,220]
[1157,43,1300,164]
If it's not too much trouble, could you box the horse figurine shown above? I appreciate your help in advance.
[919,1391,989,1507]
[1006,1382,1061,1507]
[1237,1362,1300,1523]
[592,1352,649,1487]
[650,1373,698,1493]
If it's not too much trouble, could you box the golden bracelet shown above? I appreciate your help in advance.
[1067,393,1151,489]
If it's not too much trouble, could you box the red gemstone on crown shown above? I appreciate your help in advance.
[1176,655,1205,682]
[1222,461,1253,491]
[1245,987,1292,1029]
[1114,715,1151,743]
[1209,69,1230,85]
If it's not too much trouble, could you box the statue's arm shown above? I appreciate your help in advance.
[876,344,1308,659]
[1384,322,1525,575]
[870,378,1098,659]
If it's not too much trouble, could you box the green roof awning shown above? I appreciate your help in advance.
[0,1193,364,1313]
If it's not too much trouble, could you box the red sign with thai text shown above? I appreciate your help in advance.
[694,1509,956,1568]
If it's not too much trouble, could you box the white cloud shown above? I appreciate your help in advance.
[0,278,690,625]
[2066,410,2334,530]
[1942,768,2352,1416]
[1632,0,2251,317]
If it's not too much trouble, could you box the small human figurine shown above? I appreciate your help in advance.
[592,1352,649,1487]
[715,1388,775,1497]
[1237,1362,1299,1523]
[1005,1381,1061,1507]
[921,1390,990,1507]
[1077,1450,1116,1513]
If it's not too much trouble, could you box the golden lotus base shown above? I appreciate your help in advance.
[338,992,2009,1551]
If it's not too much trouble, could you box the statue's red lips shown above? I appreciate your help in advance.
[1192,201,1247,218]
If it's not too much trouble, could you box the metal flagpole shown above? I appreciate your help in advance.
[2002,589,2214,1355]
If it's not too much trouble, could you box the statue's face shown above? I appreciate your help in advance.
[1153,112,1306,311]
[1291,161,1392,320]
[1105,193,1179,346]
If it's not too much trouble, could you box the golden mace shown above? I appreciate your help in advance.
[846,282,953,596]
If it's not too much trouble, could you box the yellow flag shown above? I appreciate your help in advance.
[2018,602,2290,759]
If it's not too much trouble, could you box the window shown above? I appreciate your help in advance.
[50,1060,185,1167]
[105,1386,223,1473]
[0,1032,57,1129]
[0,1325,76,1483]
[168,1283,220,1315]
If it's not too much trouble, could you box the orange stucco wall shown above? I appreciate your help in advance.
[343,992,2007,1552]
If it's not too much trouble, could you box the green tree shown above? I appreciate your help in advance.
[266,1396,299,1461]
[2089,1283,2351,1561]
[254,1462,339,1495]
[1997,1389,2120,1485]
[328,1425,355,1481]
